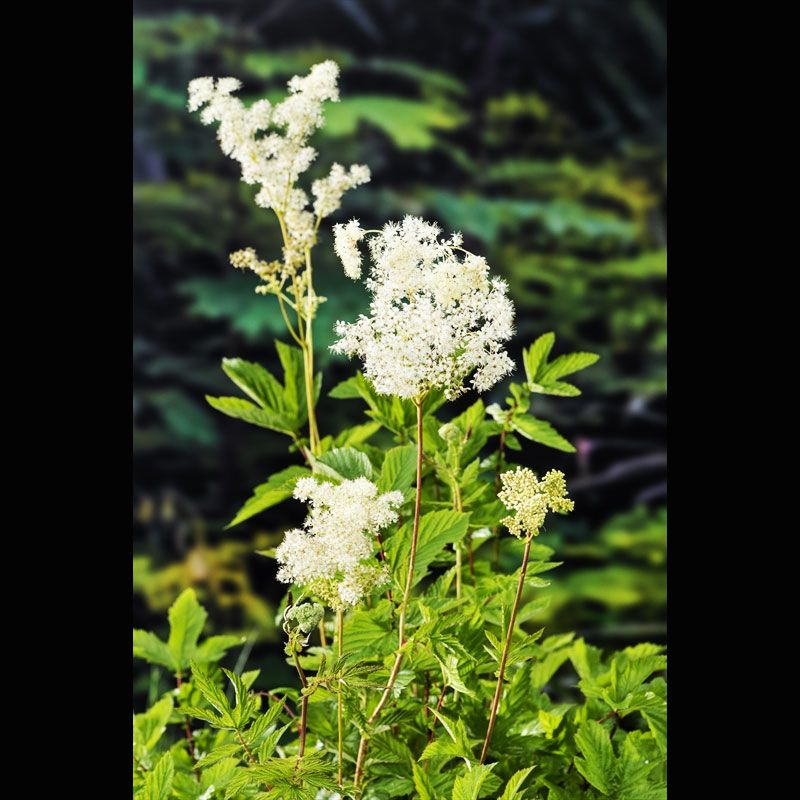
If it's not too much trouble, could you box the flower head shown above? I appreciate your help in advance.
[498,467,574,539]
[331,216,515,399]
[187,62,370,300]
[285,602,325,635]
[275,477,403,609]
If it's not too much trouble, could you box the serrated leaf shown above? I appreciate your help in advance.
[610,654,667,702]
[452,763,495,800]
[206,395,295,435]
[498,767,535,800]
[190,663,232,719]
[536,380,582,397]
[385,510,470,587]
[574,721,616,795]
[222,668,258,728]
[617,735,654,798]
[314,447,374,482]
[642,705,667,756]
[274,339,304,415]
[342,603,394,658]
[378,444,417,493]
[333,421,381,447]
[245,697,286,746]
[258,721,293,762]
[511,414,575,453]
[221,358,285,411]
[523,333,555,382]
[531,648,572,689]
[412,761,437,800]
[226,466,311,528]
[539,351,600,383]
[437,653,475,697]
[195,743,243,768]
[194,635,243,664]
[420,710,478,767]
[167,589,207,672]
[183,706,224,727]
[133,697,174,754]
[133,630,175,670]
[142,752,174,800]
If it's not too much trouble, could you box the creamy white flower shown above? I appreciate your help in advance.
[331,216,515,399]
[187,62,370,296]
[313,163,371,219]
[333,219,367,279]
[275,477,402,609]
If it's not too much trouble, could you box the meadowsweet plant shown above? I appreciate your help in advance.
[189,61,370,456]
[133,60,666,800]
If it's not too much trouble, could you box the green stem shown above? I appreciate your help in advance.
[479,534,533,764]
[292,650,309,759]
[354,396,426,789]
[453,481,463,599]
[236,729,257,765]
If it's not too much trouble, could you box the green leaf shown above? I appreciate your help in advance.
[342,602,395,658]
[226,466,311,528]
[258,721,293,762]
[498,767,535,800]
[133,697,174,754]
[523,333,555,383]
[642,705,667,756]
[313,447,374,482]
[535,380,582,397]
[195,743,243,769]
[221,358,285,411]
[378,445,417,493]
[539,351,600,383]
[142,752,174,800]
[531,648,572,689]
[133,630,175,670]
[275,339,304,415]
[385,511,470,587]
[194,634,243,664]
[511,414,575,453]
[167,589,207,672]
[206,395,295,435]
[190,663,232,720]
[574,721,616,795]
[610,654,667,703]
[244,697,287,747]
[420,710,478,767]
[222,668,258,728]
[412,761,437,800]
[325,95,465,149]
[617,735,654,798]
[452,763,495,800]
[333,421,381,447]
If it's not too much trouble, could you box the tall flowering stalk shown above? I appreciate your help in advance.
[188,62,370,455]
[479,467,574,764]
[330,215,515,789]
[129,56,667,800]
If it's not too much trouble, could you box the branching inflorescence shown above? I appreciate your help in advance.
[332,215,516,399]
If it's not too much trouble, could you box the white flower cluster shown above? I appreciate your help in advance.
[331,216,516,399]
[187,62,370,284]
[275,477,403,609]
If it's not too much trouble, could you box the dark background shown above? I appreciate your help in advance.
[133,0,666,710]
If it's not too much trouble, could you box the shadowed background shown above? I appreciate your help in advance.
[133,0,666,710]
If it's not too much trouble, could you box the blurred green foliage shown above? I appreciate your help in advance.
[134,0,666,708]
